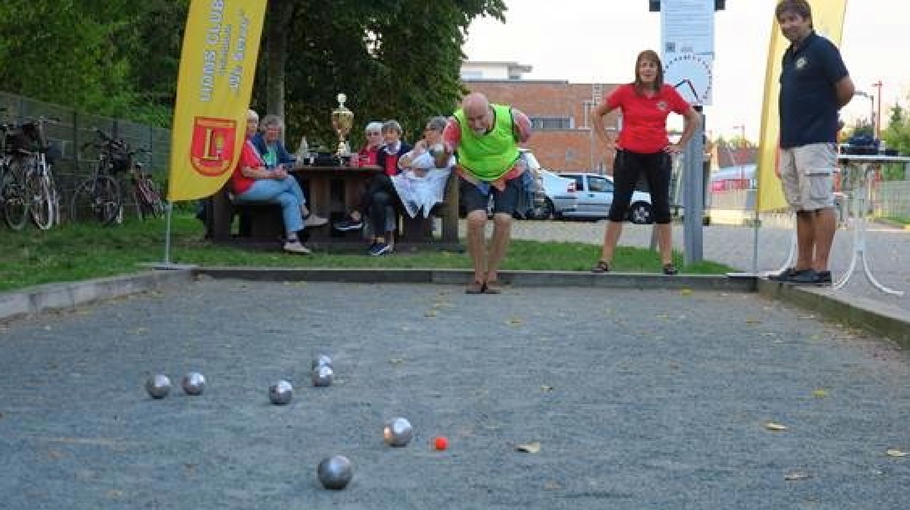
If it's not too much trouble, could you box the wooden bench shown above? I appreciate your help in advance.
[206,165,460,250]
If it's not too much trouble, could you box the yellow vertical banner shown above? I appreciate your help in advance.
[166,0,266,202]
[756,0,848,212]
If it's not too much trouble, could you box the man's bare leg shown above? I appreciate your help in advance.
[485,212,512,284]
[795,210,815,270]
[812,207,836,271]
[465,210,487,284]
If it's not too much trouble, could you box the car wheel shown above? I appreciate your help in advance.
[628,202,652,224]
[528,198,554,220]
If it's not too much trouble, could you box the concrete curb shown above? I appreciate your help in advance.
[196,267,756,292]
[757,279,910,349]
[0,269,195,322]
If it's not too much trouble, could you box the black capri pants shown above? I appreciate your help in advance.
[608,149,673,224]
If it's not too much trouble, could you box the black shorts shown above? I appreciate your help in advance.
[459,174,521,215]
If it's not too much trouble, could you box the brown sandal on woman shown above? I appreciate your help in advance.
[591,260,612,274]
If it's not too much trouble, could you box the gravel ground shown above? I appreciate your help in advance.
[1,279,909,509]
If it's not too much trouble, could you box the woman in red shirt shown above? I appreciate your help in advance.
[591,49,701,275]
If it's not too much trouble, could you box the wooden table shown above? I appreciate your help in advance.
[291,165,382,245]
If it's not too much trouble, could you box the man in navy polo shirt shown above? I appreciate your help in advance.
[772,0,854,285]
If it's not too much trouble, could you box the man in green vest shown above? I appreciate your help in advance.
[442,92,533,294]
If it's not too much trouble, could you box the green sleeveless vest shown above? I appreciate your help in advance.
[453,104,520,181]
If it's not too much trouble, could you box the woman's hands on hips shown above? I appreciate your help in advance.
[664,143,685,155]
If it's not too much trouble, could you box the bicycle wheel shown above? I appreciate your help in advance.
[2,160,29,230]
[28,158,55,230]
[71,176,121,225]
[135,176,164,219]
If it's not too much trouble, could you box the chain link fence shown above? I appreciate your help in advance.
[1,91,171,219]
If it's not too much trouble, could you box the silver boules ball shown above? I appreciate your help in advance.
[383,417,413,447]
[312,354,333,370]
[312,365,334,387]
[181,372,206,396]
[145,374,171,399]
[268,380,293,405]
[317,455,353,490]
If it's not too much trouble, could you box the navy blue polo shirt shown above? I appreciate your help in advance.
[778,31,849,148]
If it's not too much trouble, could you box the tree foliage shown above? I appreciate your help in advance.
[0,0,505,139]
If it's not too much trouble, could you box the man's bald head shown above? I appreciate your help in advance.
[462,92,493,135]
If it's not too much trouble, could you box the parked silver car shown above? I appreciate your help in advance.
[558,172,653,223]
[520,150,577,219]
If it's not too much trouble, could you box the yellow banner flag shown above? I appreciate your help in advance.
[166,0,266,202]
[756,0,848,212]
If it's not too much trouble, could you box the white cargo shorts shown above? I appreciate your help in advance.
[779,143,837,211]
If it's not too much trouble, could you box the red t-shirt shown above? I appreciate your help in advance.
[605,83,690,154]
[230,140,264,195]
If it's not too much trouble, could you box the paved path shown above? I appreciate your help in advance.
[510,220,910,313]
[1,280,908,509]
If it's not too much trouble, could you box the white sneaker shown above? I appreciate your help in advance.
[304,213,328,228]
[283,240,312,254]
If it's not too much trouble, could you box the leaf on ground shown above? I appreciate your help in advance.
[765,422,787,431]
[544,480,562,490]
[745,318,762,325]
[886,449,908,457]
[784,471,812,481]
[812,389,828,398]
[540,385,554,392]
[679,288,693,296]
[506,317,522,326]
[516,441,541,453]
[655,314,670,319]
[388,357,406,365]
[424,310,437,318]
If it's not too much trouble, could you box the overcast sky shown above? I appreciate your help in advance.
[463,0,909,141]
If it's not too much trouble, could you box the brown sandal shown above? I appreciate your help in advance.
[591,260,611,274]
[465,281,485,294]
[482,281,502,294]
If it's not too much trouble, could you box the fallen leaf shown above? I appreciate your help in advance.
[544,480,561,490]
[784,471,812,481]
[540,385,554,392]
[745,318,762,325]
[679,288,693,296]
[516,441,540,453]
[388,358,406,365]
[424,310,437,318]
[765,422,787,431]
[886,449,908,457]
[506,318,522,326]
[812,389,828,398]
[655,314,670,319]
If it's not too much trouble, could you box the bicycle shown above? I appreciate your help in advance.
[72,129,164,224]
[130,152,164,220]
[1,116,59,230]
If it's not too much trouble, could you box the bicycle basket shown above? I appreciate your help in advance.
[4,123,43,153]
[109,145,133,174]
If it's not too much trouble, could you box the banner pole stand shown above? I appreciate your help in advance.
[145,202,197,271]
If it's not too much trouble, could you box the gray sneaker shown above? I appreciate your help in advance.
[283,240,312,254]
[304,213,328,228]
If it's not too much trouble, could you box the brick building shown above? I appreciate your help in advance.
[462,62,623,173]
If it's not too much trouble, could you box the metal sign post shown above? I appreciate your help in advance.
[682,106,705,264]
